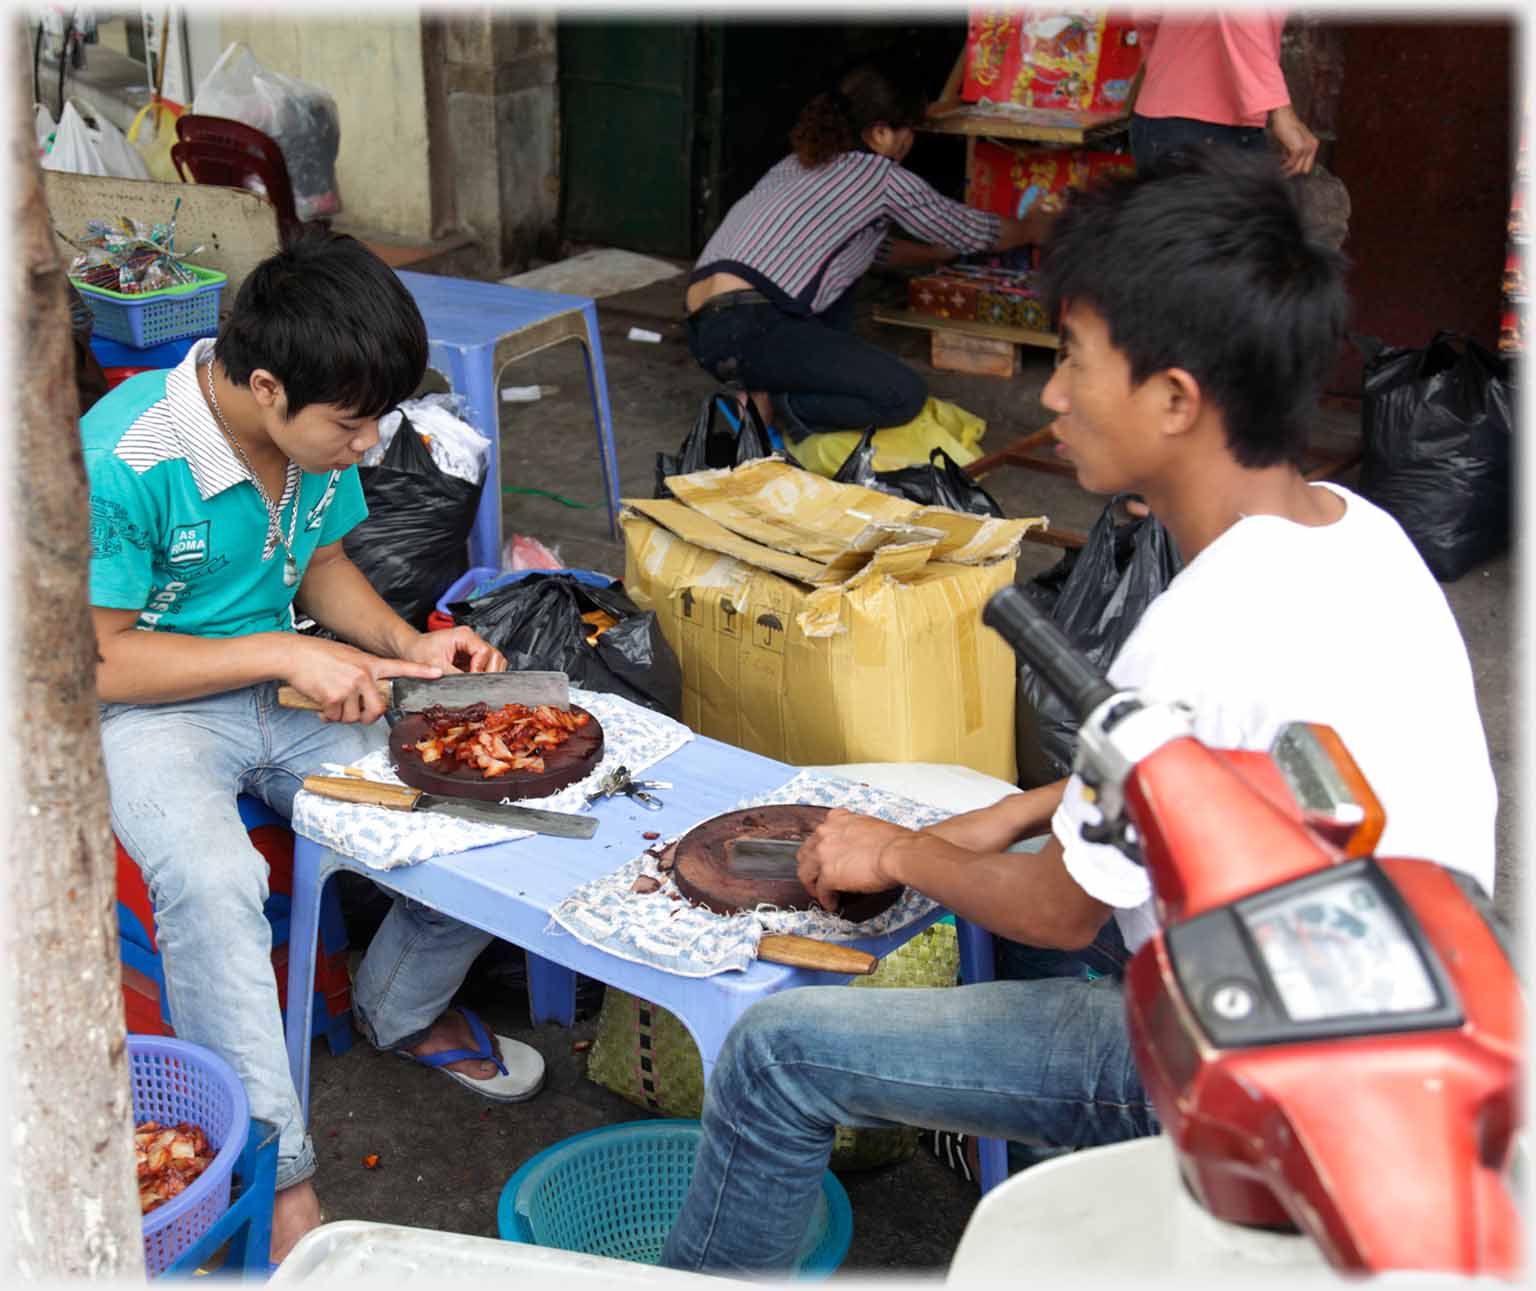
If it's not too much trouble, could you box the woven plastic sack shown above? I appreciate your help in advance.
[585,922,960,1171]
[787,396,986,477]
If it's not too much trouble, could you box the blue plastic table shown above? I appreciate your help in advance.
[282,733,963,1128]
[397,271,622,563]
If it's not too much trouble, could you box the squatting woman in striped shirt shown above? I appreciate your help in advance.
[685,56,1048,445]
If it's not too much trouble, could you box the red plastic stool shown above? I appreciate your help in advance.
[116,795,355,1056]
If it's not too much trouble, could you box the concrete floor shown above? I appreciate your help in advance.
[304,267,1520,1273]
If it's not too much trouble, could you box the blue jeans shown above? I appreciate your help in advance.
[686,285,926,436]
[1130,113,1267,174]
[102,681,494,1190]
[659,972,1157,1275]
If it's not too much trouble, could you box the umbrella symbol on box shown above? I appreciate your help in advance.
[754,611,785,652]
[680,587,696,619]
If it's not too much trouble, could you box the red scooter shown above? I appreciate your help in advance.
[982,585,1524,1277]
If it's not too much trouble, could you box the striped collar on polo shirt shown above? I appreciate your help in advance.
[115,338,298,524]
[161,338,250,500]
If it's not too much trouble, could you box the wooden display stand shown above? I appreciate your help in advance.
[872,41,1141,370]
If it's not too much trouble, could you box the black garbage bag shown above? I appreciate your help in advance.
[449,573,683,718]
[655,393,775,497]
[1016,496,1183,784]
[344,413,482,630]
[1356,332,1514,582]
[832,429,1005,518]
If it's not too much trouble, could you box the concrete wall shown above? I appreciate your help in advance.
[429,10,561,275]
[208,13,435,241]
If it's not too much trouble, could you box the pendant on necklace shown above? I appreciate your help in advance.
[283,555,299,587]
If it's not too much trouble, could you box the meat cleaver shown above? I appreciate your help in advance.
[278,670,570,717]
[302,774,598,839]
[726,837,805,881]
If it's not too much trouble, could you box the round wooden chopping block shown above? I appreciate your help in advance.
[671,804,904,921]
[389,706,604,802]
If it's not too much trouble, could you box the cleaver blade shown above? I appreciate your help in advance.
[277,672,571,715]
[726,837,805,881]
[390,670,570,712]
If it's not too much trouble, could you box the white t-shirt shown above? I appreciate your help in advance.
[1053,484,1498,953]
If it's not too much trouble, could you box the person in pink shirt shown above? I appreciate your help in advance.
[1131,10,1319,175]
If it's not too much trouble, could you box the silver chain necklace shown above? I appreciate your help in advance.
[205,360,300,586]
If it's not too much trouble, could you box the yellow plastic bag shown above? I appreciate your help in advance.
[127,102,183,184]
[785,396,987,477]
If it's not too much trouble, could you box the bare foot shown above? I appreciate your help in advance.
[271,1180,323,1265]
[404,1008,504,1081]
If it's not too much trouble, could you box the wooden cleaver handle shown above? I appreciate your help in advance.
[279,683,392,711]
[757,934,877,976]
[302,775,421,810]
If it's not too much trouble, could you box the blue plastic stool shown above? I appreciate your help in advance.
[954,916,1009,1195]
[398,271,623,567]
[90,333,209,370]
[160,1117,279,1280]
[118,795,355,1058]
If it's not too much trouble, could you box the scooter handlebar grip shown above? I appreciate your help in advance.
[983,585,1117,721]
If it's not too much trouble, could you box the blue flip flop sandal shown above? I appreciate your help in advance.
[397,1007,545,1103]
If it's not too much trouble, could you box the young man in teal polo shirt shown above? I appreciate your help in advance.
[84,231,539,1263]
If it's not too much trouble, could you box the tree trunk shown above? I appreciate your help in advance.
[7,21,147,1281]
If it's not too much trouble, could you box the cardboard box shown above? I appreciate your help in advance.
[968,139,1134,220]
[932,331,1019,379]
[962,8,1142,113]
[908,273,980,321]
[622,460,1047,779]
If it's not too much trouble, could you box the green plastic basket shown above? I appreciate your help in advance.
[72,265,226,349]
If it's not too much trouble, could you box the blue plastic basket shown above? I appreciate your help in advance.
[129,1034,249,1276]
[496,1120,852,1278]
[73,265,225,349]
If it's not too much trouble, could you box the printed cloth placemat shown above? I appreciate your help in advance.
[290,686,693,870]
[546,771,948,977]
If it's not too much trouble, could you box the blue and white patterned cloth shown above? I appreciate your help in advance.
[290,686,694,870]
[546,771,949,977]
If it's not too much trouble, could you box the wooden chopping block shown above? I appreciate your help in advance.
[931,330,1019,379]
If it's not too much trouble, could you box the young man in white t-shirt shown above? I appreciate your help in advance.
[659,146,1498,1276]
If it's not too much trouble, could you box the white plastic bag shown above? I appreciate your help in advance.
[42,100,151,179]
[371,395,490,486]
[192,42,342,221]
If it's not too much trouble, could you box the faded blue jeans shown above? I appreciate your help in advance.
[102,681,494,1190]
[660,970,1157,1275]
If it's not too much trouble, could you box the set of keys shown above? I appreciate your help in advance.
[584,764,671,811]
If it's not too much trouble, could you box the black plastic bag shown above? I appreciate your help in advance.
[831,429,1005,518]
[1356,332,1514,582]
[344,413,482,629]
[1016,496,1183,784]
[449,573,683,718]
[655,393,775,497]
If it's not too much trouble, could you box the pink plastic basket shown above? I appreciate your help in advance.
[129,1035,248,1276]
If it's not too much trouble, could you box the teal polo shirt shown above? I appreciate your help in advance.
[82,340,367,637]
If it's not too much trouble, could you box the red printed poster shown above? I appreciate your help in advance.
[968,138,1134,219]
[962,8,1142,114]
